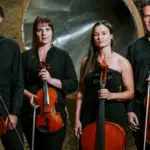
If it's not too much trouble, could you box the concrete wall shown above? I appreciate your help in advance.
[0,0,146,52]
[0,0,29,52]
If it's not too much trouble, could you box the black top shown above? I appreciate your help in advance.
[21,45,78,121]
[126,36,150,114]
[80,62,127,130]
[0,36,24,117]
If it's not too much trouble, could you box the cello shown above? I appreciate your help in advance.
[35,60,64,133]
[81,60,126,150]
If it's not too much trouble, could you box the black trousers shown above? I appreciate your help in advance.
[21,115,66,150]
[132,102,150,150]
[132,131,150,150]
[1,120,24,150]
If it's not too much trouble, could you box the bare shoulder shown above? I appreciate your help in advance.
[114,52,132,71]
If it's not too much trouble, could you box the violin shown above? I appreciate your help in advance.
[35,60,64,133]
[81,60,126,150]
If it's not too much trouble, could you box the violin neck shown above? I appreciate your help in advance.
[43,81,50,106]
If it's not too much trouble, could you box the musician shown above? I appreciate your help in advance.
[0,5,24,150]
[126,1,150,149]
[20,16,78,150]
[74,20,134,149]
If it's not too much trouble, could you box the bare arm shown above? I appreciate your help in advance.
[75,58,86,136]
[75,58,87,121]
[75,91,83,122]
[111,58,134,101]
[48,78,62,89]
[24,89,34,99]
[98,57,134,101]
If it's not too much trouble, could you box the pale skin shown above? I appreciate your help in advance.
[24,22,62,107]
[75,24,134,136]
[128,5,150,132]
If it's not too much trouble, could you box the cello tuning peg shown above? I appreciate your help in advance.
[46,64,50,70]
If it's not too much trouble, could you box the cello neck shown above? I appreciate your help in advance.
[96,63,108,150]
[96,79,105,150]
[43,81,50,106]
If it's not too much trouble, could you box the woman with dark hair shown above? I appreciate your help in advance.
[21,16,78,150]
[74,20,134,148]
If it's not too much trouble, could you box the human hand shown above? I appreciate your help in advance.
[97,89,113,100]
[74,120,82,137]
[38,68,52,83]
[29,94,39,108]
[5,114,18,131]
[128,112,140,132]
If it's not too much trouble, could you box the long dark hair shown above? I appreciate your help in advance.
[32,16,54,52]
[79,20,114,93]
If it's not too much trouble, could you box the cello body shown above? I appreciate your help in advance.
[81,121,126,150]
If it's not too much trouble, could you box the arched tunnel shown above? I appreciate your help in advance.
[23,0,144,131]
[22,1,144,149]
[23,0,143,78]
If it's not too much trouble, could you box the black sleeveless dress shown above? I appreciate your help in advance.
[80,62,127,131]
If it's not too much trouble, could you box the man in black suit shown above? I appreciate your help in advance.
[0,5,24,150]
[127,1,150,150]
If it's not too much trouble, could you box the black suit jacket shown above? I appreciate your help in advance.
[0,36,23,117]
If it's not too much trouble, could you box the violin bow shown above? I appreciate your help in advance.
[32,97,37,150]
[143,72,150,150]
[0,94,25,149]
[76,129,80,150]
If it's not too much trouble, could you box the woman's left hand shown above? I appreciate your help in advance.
[97,89,113,100]
[38,68,52,83]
